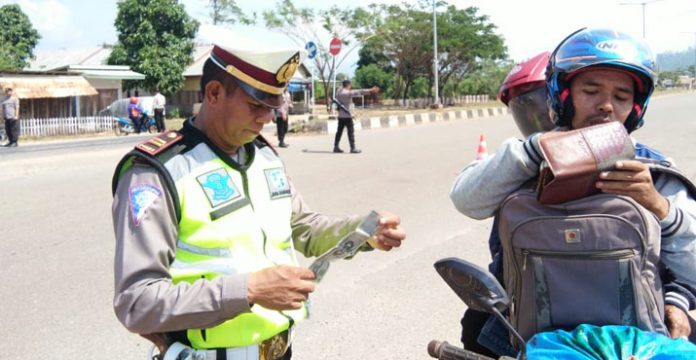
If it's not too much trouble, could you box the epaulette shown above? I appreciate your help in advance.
[135,131,183,156]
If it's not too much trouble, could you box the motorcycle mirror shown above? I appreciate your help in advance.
[434,257,510,314]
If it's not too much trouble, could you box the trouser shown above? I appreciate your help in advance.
[460,309,498,358]
[4,118,19,143]
[154,108,165,132]
[130,115,143,133]
[276,117,288,143]
[334,117,355,149]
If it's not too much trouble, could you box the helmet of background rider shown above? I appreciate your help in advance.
[546,28,656,133]
[129,96,138,104]
[498,51,555,138]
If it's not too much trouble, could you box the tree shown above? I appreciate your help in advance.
[208,0,255,25]
[108,0,199,96]
[263,0,377,112]
[357,2,508,100]
[0,4,41,71]
[432,5,507,98]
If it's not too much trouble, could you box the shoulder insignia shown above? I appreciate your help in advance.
[135,131,183,156]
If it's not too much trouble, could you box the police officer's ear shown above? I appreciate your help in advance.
[204,80,224,105]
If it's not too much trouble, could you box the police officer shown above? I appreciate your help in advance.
[111,42,406,360]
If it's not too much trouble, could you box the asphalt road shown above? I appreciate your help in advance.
[1,92,694,359]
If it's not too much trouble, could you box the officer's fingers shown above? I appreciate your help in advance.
[293,267,317,281]
[379,236,402,249]
[378,212,401,227]
[380,227,406,243]
[615,160,648,172]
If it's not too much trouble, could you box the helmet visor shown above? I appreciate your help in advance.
[508,87,555,138]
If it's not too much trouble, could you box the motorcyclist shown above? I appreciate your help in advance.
[127,96,144,134]
[449,28,696,357]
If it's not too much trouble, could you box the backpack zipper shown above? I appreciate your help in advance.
[521,248,638,271]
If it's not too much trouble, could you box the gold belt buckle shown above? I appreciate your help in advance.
[259,330,288,360]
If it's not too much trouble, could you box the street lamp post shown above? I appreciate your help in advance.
[619,0,666,38]
[432,0,440,107]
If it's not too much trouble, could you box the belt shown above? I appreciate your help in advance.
[162,331,289,360]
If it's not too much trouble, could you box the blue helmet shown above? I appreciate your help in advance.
[546,28,657,133]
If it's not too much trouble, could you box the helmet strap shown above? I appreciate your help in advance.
[623,103,643,133]
[559,89,574,128]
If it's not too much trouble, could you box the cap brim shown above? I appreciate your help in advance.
[234,77,283,109]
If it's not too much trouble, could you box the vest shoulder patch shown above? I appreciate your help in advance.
[135,131,183,156]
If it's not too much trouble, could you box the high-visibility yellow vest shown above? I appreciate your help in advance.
[114,126,307,349]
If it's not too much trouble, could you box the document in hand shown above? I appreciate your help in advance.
[309,210,381,283]
[536,121,635,204]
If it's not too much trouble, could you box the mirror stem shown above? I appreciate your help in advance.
[491,307,526,359]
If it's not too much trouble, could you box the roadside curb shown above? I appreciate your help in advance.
[288,106,511,135]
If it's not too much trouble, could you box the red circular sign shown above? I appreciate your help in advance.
[329,37,342,56]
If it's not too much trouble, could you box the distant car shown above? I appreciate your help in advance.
[98,96,155,118]
[661,79,674,87]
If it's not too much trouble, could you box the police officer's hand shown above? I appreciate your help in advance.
[596,160,670,219]
[370,86,380,94]
[665,304,692,339]
[247,265,316,310]
[368,211,406,251]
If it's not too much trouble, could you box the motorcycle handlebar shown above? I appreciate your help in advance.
[427,340,497,360]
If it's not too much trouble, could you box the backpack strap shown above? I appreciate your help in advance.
[638,158,696,200]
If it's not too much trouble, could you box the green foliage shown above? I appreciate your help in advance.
[167,107,180,118]
[458,59,513,96]
[108,0,199,96]
[208,0,255,25]
[357,2,508,99]
[354,64,394,97]
[408,77,429,98]
[0,4,41,71]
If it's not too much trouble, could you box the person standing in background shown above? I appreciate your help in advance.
[333,79,379,154]
[153,89,166,132]
[2,87,20,147]
[275,89,292,148]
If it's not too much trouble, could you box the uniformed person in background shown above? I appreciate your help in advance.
[111,43,406,360]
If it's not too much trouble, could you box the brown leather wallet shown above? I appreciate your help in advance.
[537,121,635,204]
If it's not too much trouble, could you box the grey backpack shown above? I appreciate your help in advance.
[497,180,671,346]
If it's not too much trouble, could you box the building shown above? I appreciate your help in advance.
[0,71,98,119]
[27,47,145,115]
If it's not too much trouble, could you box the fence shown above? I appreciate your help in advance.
[19,116,114,137]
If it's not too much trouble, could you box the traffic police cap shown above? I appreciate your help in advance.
[209,44,307,109]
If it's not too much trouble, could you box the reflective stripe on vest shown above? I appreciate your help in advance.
[164,142,306,349]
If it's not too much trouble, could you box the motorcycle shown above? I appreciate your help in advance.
[113,113,158,136]
[427,257,696,360]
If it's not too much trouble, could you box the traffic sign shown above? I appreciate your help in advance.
[329,37,342,56]
[305,41,318,59]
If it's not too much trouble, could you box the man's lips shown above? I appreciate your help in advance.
[588,115,611,126]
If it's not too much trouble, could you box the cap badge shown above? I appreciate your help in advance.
[276,52,300,85]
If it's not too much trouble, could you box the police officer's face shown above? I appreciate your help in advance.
[211,82,273,147]
[569,69,635,130]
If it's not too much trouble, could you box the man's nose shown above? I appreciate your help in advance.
[597,95,614,113]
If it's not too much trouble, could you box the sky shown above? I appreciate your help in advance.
[4,0,696,73]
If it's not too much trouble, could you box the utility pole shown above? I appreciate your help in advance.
[432,0,440,107]
[684,32,696,78]
[619,0,666,38]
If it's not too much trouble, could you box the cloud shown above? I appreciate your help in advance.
[14,0,86,49]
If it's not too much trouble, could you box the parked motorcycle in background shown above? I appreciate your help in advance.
[428,258,696,360]
[112,113,157,136]
[98,96,159,136]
